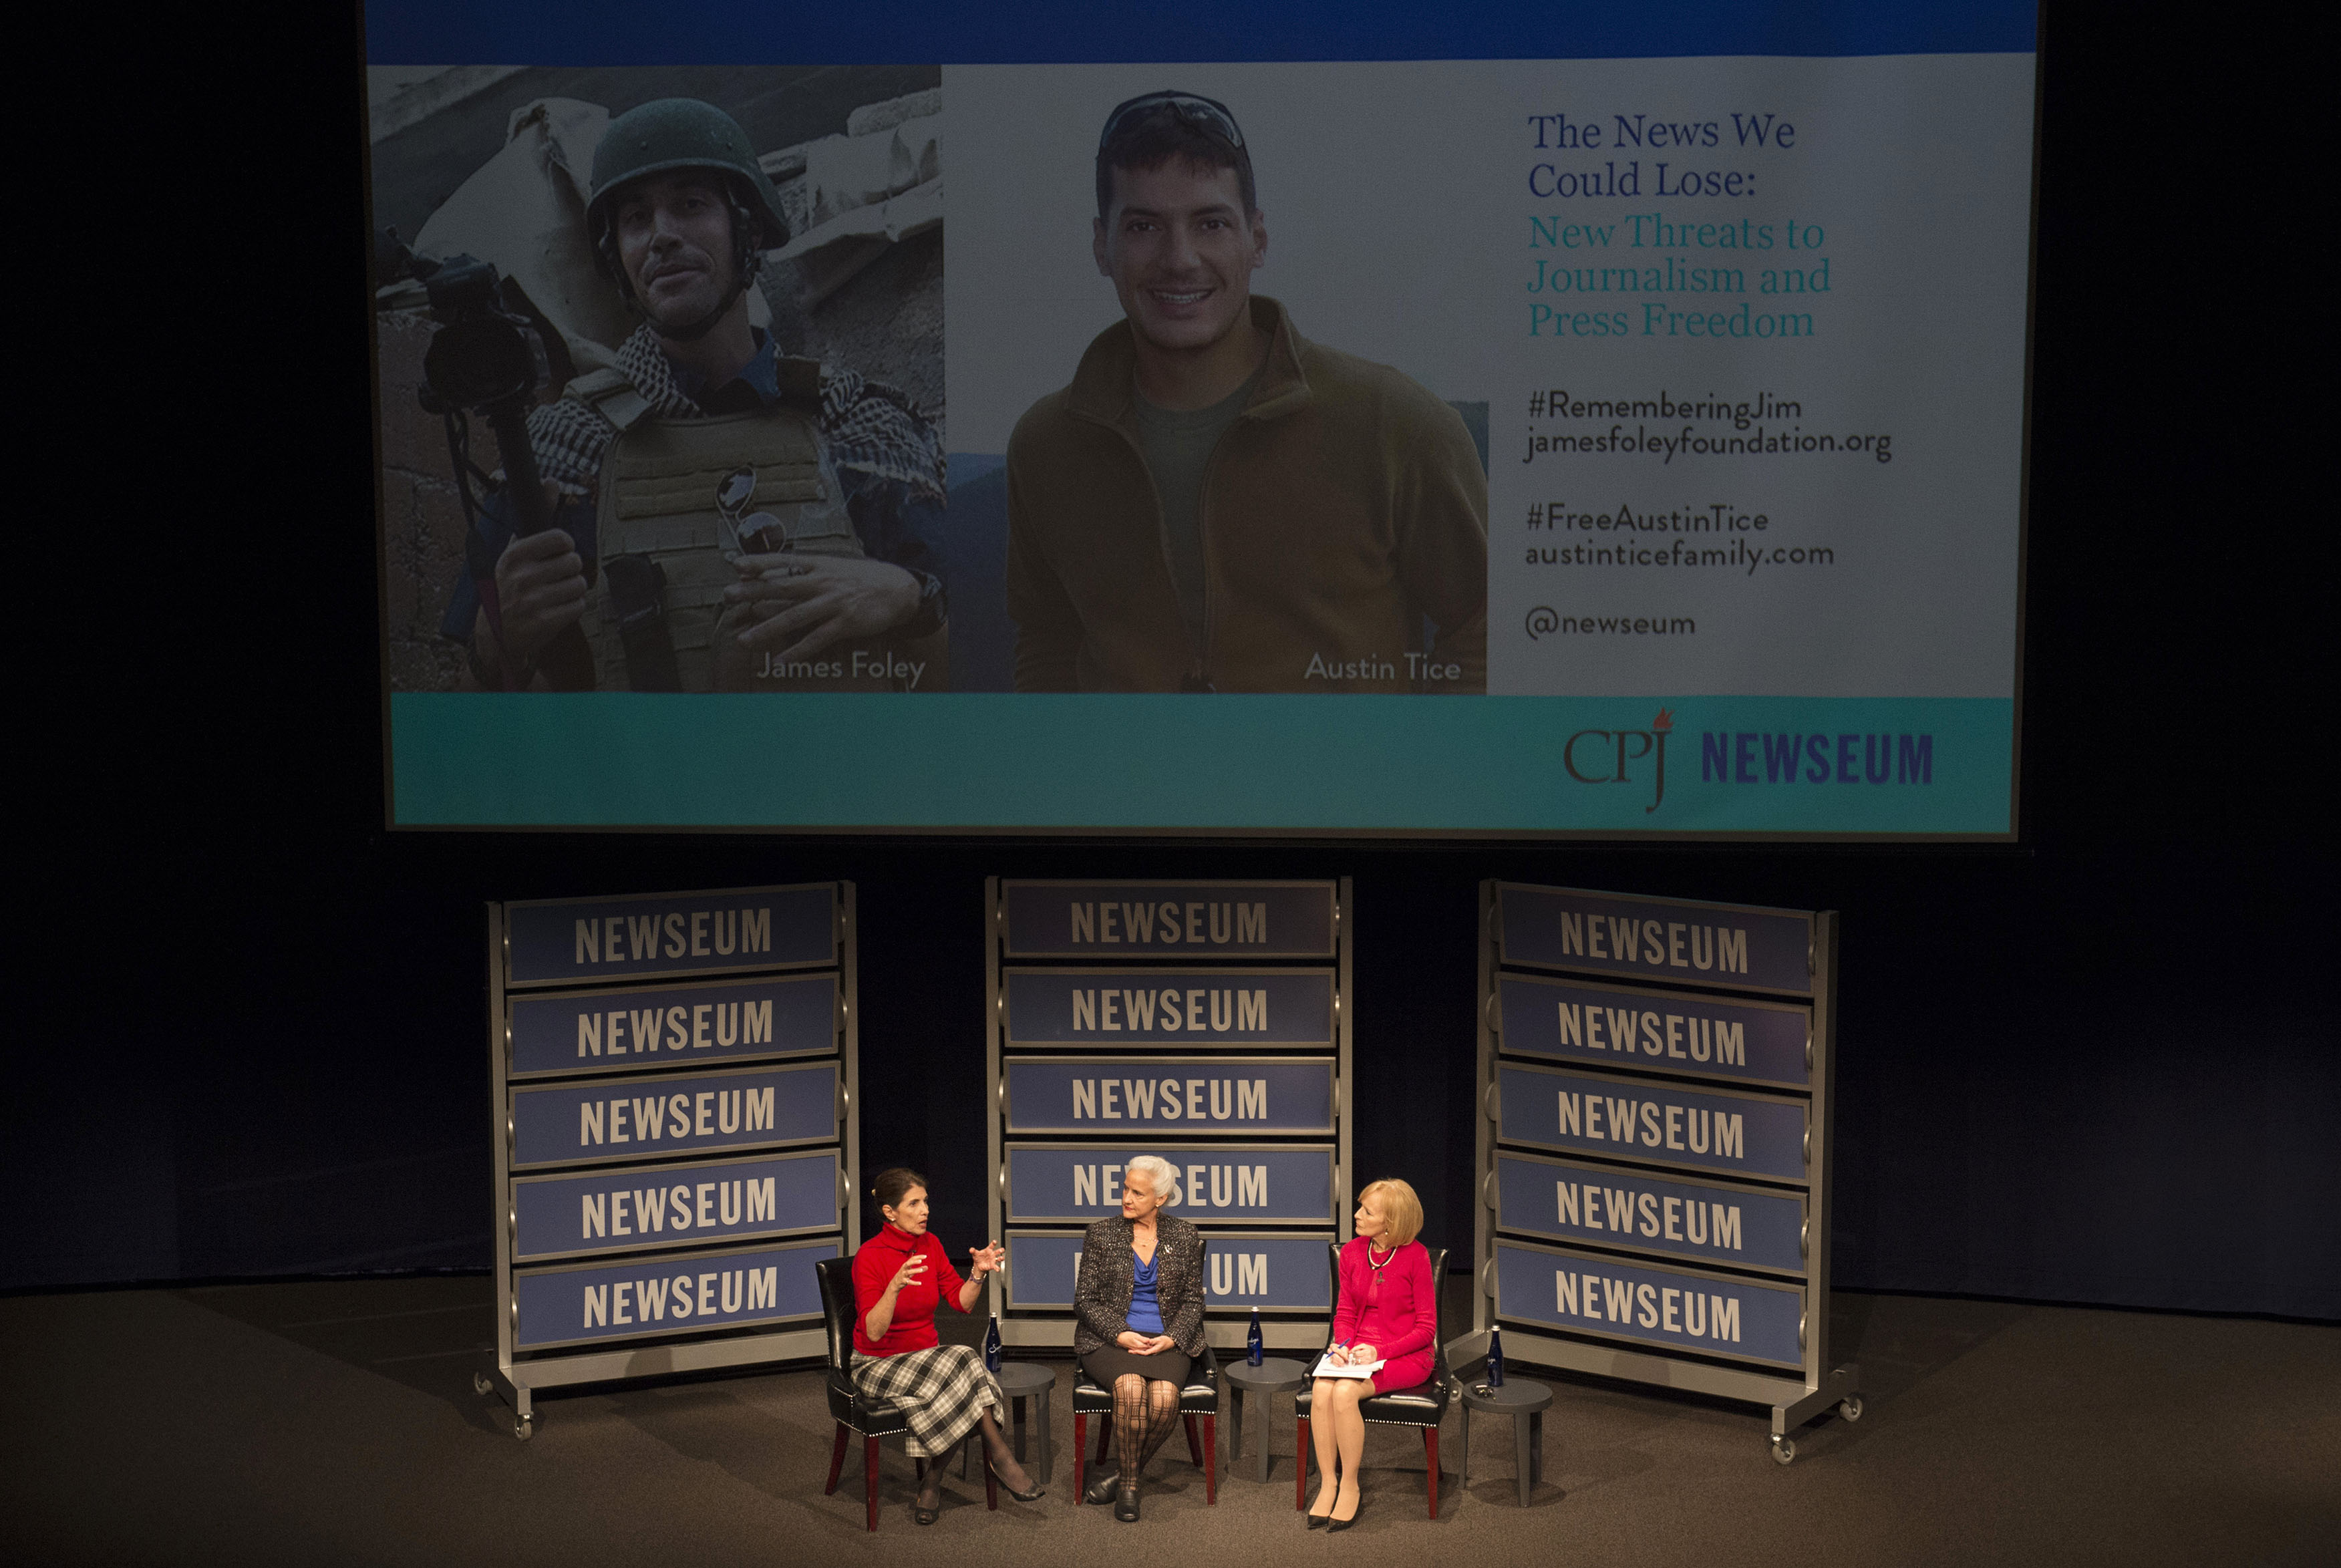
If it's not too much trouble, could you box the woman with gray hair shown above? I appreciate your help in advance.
[1072,1155,1205,1521]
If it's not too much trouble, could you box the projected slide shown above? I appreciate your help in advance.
[369,4,2036,834]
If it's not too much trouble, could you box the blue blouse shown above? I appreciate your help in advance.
[1127,1249,1165,1335]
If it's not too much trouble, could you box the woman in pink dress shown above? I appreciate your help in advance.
[1307,1178,1438,1529]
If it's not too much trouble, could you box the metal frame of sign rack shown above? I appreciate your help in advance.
[478,883,859,1439]
[984,878,1353,1353]
[1472,880,1861,1465]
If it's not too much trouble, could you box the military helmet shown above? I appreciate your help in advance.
[586,98,791,254]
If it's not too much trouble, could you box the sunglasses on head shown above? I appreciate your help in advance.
[1098,92,1245,152]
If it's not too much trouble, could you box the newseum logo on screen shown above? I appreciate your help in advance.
[1547,708,1940,815]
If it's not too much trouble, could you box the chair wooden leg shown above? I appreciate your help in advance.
[1073,1414,1086,1502]
[864,1435,881,1532]
[1203,1414,1217,1505]
[1097,1415,1114,1461]
[1423,1425,1440,1519]
[1295,1416,1310,1510]
[824,1423,849,1496]
[1184,1413,1203,1469]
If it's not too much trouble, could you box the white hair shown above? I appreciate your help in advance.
[1124,1154,1177,1196]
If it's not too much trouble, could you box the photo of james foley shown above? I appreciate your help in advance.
[1003,92,1489,693]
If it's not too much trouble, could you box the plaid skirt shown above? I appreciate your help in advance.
[850,1346,1006,1458]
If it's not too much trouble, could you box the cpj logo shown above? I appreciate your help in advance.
[1564,710,1674,814]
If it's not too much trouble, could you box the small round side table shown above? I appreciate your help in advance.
[1223,1356,1309,1484]
[1459,1378,1553,1506]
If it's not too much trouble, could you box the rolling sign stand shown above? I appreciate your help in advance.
[1474,882,1860,1464]
[986,880,1352,1352]
[480,884,859,1438]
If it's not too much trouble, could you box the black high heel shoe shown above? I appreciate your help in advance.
[1114,1480,1141,1522]
[1085,1470,1122,1505]
[1326,1489,1364,1533]
[989,1461,1046,1503]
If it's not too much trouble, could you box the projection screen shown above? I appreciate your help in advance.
[368,1,2038,836]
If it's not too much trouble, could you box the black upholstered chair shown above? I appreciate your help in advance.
[1070,1238,1219,1505]
[1294,1241,1453,1518]
[815,1255,997,1531]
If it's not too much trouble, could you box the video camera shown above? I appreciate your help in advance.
[376,228,556,539]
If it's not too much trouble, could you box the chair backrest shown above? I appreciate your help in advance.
[1321,1240,1343,1355]
[1194,1236,1210,1369]
[1321,1238,1450,1376]
[814,1254,856,1373]
[1423,1247,1449,1384]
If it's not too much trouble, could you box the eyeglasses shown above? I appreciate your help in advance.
[1098,92,1245,153]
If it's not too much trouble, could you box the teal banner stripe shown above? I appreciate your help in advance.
[389,693,2011,833]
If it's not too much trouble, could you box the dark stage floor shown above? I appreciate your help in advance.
[3,1277,2332,1567]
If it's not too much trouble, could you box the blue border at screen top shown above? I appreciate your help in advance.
[365,1,2038,65]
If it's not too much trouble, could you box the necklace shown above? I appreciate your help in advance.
[1365,1240,1397,1301]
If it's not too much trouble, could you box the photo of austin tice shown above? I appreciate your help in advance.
[1003,92,1488,693]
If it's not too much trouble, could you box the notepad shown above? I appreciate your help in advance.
[1310,1356,1384,1380]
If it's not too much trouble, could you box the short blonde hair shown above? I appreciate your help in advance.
[1358,1178,1423,1248]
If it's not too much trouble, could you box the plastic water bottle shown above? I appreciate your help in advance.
[1247,1307,1264,1366]
[1487,1325,1505,1388]
[984,1314,1002,1374]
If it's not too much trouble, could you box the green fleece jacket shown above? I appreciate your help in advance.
[1004,297,1487,693]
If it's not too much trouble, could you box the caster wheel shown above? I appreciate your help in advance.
[1839,1396,1864,1424]
[1770,1436,1795,1466]
[473,1372,495,1398]
[513,1417,535,1441]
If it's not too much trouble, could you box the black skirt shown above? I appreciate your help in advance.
[1081,1345,1194,1388]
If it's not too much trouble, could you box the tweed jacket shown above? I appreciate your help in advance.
[1072,1213,1207,1358]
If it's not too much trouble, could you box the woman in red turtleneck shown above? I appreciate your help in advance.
[1307,1178,1438,1530]
[850,1167,1043,1523]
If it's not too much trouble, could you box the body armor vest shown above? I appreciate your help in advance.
[570,365,908,692]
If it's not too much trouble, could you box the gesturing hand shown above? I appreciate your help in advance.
[967,1241,1006,1279]
[886,1253,928,1297]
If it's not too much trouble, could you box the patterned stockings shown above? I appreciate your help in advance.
[1111,1374,1181,1484]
